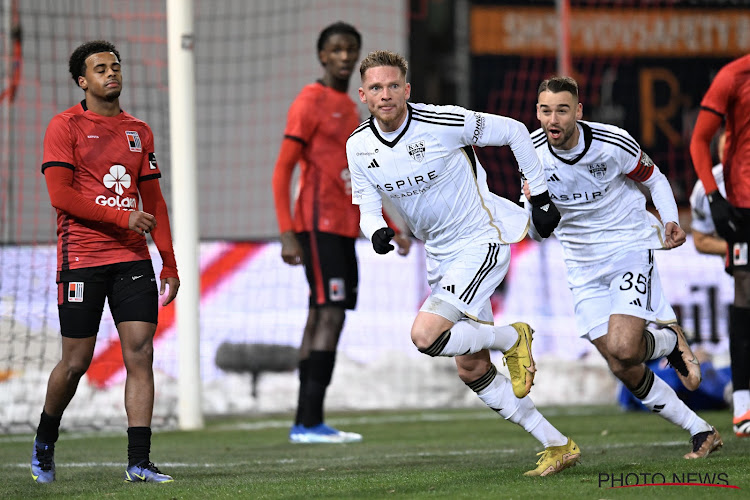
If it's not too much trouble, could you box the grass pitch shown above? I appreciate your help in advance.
[1,406,748,499]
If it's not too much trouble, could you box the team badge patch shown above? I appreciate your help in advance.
[588,163,607,180]
[125,131,142,152]
[407,141,426,163]
[68,282,84,303]
[734,242,748,266]
[329,278,346,302]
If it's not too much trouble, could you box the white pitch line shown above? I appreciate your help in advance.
[6,440,687,469]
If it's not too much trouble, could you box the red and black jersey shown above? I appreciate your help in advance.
[700,54,750,207]
[274,82,361,238]
[42,101,162,271]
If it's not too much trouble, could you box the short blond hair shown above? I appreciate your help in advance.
[359,50,408,79]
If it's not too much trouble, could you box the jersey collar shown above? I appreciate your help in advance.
[547,121,593,165]
[368,103,413,148]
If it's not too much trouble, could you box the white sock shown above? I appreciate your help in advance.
[639,372,712,436]
[733,390,750,418]
[470,366,566,447]
[492,325,519,352]
[644,326,677,361]
[431,321,518,357]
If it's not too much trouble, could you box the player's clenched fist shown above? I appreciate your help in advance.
[128,210,157,235]
[530,191,561,239]
[372,227,395,254]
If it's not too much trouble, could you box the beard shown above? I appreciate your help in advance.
[104,89,121,102]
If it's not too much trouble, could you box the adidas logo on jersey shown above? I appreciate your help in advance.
[368,159,380,169]
[547,173,560,182]
[629,298,642,307]
[442,284,455,294]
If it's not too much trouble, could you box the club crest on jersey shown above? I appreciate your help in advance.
[588,163,607,180]
[125,131,142,152]
[407,141,426,163]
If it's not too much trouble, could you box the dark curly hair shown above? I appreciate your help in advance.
[317,21,361,54]
[68,40,121,86]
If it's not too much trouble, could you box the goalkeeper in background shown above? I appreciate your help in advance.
[691,53,750,439]
[271,22,409,444]
[32,40,179,483]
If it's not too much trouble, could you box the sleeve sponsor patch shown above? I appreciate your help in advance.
[148,152,158,170]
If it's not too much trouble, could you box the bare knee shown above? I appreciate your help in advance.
[309,307,345,351]
[411,325,439,352]
[317,307,345,335]
[61,356,91,380]
[607,336,641,366]
[594,336,634,380]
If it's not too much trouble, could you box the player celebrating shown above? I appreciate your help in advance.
[347,50,580,477]
[524,75,721,459]
[690,54,750,438]
[32,40,178,483]
[272,23,409,444]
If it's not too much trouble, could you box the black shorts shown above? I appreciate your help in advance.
[296,231,358,309]
[726,208,750,276]
[57,260,158,338]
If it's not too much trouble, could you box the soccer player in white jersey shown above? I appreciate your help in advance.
[689,131,727,262]
[525,75,722,459]
[347,50,579,477]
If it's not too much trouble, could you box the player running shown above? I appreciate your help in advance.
[347,50,580,477]
[524,76,721,459]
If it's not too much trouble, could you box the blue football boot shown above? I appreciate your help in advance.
[31,438,56,483]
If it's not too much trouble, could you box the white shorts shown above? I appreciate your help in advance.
[421,242,510,324]
[567,249,676,341]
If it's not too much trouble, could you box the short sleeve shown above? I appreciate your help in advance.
[41,115,75,172]
[701,65,733,116]
[284,91,320,144]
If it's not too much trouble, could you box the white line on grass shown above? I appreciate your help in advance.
[7,440,686,469]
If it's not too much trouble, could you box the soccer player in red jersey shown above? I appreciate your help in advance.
[272,22,409,444]
[690,54,750,438]
[31,40,179,483]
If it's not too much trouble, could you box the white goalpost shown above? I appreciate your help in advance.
[167,0,203,431]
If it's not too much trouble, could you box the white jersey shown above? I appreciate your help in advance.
[529,120,674,266]
[347,103,543,259]
[689,164,725,235]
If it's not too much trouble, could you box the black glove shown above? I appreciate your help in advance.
[372,227,395,254]
[707,190,738,240]
[530,191,561,239]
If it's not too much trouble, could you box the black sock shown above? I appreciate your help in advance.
[36,411,62,444]
[301,351,336,428]
[729,306,750,391]
[294,359,309,426]
[127,427,152,467]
